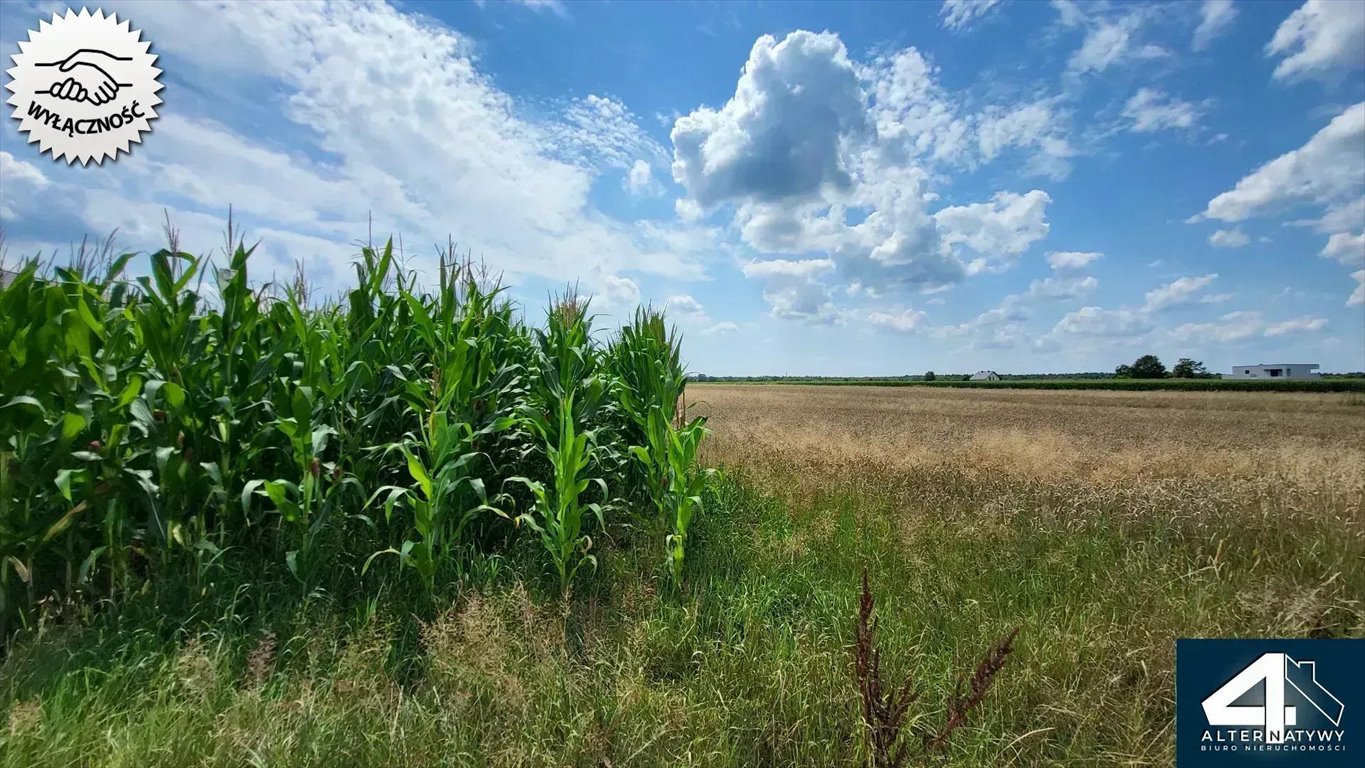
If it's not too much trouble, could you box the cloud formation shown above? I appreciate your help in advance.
[1267,0,1365,82]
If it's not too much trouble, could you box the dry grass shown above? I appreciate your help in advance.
[691,384,1365,505]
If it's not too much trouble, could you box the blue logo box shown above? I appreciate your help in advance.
[1176,638,1365,767]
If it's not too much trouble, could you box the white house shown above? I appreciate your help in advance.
[1225,363,1320,380]
[970,370,1001,381]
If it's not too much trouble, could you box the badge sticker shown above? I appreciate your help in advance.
[5,8,163,165]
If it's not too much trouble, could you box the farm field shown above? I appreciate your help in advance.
[4,367,1362,765]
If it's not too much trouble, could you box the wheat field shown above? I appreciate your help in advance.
[693,384,1365,503]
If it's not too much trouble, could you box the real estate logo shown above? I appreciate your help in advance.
[5,7,162,165]
[1177,639,1365,767]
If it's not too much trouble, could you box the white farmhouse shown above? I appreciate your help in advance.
[1225,363,1320,380]
[970,370,1001,381]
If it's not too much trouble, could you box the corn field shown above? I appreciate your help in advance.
[0,238,707,636]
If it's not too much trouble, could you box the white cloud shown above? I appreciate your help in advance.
[625,160,661,196]
[1170,310,1329,341]
[1053,306,1154,337]
[6,0,715,295]
[551,94,668,172]
[863,47,973,166]
[665,294,706,317]
[940,0,1003,31]
[1192,0,1237,51]
[926,298,1032,349]
[1267,0,1365,82]
[701,321,740,335]
[740,258,841,322]
[1169,311,1265,342]
[934,190,1052,266]
[0,151,50,220]
[1349,270,1365,307]
[1200,102,1364,227]
[596,274,642,313]
[1026,274,1098,300]
[1143,273,1220,312]
[1209,229,1251,248]
[1062,5,1171,76]
[1322,232,1365,267]
[0,151,49,189]
[863,49,1072,178]
[670,31,868,209]
[974,99,1076,178]
[1122,88,1202,133]
[670,31,1063,311]
[1264,315,1329,336]
[867,307,929,332]
[1046,250,1102,270]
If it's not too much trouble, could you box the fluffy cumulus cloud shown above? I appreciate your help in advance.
[1266,0,1365,82]
[1350,270,1365,307]
[596,274,642,313]
[1322,232,1365,267]
[1199,102,1364,234]
[866,307,928,332]
[1208,229,1250,248]
[1122,88,1202,133]
[1192,0,1237,51]
[0,151,49,220]
[671,30,1061,323]
[670,31,869,208]
[934,191,1052,273]
[665,294,707,318]
[740,258,840,322]
[3,1,713,295]
[1046,250,1102,270]
[624,160,661,196]
[940,0,1003,31]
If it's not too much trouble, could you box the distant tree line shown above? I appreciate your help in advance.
[1112,355,1215,379]
[688,358,1362,382]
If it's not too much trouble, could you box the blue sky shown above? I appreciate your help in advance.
[2,0,1363,375]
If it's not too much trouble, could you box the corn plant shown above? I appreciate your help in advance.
[0,231,699,635]
[610,308,710,585]
[507,294,613,595]
[362,258,520,590]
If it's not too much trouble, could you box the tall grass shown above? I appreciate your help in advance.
[0,239,703,634]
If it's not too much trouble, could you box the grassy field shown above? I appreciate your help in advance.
[4,376,1362,765]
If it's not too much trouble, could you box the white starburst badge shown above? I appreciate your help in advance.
[6,8,163,165]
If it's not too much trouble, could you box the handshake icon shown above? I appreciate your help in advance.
[36,48,133,106]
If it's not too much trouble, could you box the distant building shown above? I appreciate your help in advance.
[970,370,1001,381]
[0,268,16,289]
[1225,363,1320,380]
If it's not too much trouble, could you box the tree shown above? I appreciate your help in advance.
[1172,358,1207,378]
[924,370,936,381]
[1116,354,1167,379]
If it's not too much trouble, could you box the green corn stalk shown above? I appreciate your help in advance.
[609,307,710,585]
[508,293,613,595]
